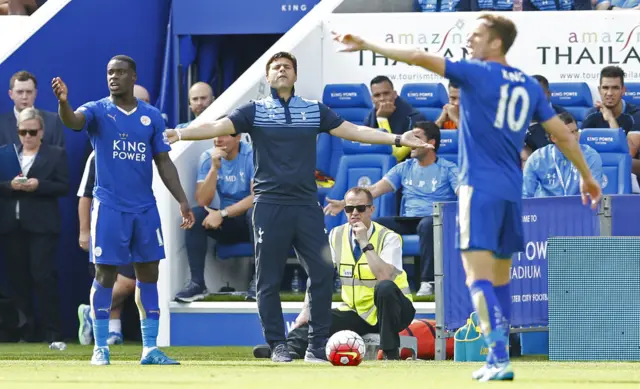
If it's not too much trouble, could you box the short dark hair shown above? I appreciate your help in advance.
[478,14,517,55]
[533,75,549,90]
[414,121,441,152]
[370,75,393,88]
[600,66,625,86]
[448,81,459,90]
[558,111,576,126]
[110,55,137,72]
[10,70,37,89]
[266,52,298,75]
[345,187,374,204]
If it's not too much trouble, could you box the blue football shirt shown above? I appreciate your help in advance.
[444,59,556,201]
[196,141,254,209]
[384,158,458,217]
[78,97,171,212]
[228,90,344,205]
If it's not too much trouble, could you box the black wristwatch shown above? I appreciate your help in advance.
[394,135,402,147]
[361,243,374,253]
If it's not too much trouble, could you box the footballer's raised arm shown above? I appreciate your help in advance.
[332,32,445,77]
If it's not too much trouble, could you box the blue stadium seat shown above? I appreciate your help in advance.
[316,132,332,175]
[217,242,253,260]
[398,197,420,256]
[549,82,593,128]
[322,83,373,125]
[319,84,375,204]
[400,83,448,122]
[580,128,631,195]
[623,83,640,105]
[324,142,397,232]
[438,130,459,164]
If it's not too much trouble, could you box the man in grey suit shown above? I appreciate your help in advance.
[0,71,65,147]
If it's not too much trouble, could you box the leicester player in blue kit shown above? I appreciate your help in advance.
[52,55,195,366]
[165,52,428,363]
[333,14,602,381]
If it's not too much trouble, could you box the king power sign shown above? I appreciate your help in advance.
[322,12,640,89]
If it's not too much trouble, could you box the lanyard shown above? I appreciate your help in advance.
[551,147,571,196]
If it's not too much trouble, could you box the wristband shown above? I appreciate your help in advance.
[394,135,401,147]
[177,129,183,141]
[220,209,229,218]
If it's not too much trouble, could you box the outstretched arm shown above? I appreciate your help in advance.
[332,32,446,77]
[330,121,428,148]
[168,118,237,143]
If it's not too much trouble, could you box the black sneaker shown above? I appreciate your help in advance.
[271,343,292,363]
[253,344,271,359]
[304,346,328,363]
[382,349,400,360]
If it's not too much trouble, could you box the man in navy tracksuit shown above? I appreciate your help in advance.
[167,52,427,363]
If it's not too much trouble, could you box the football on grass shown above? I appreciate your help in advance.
[325,330,365,366]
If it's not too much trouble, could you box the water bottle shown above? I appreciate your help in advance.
[291,269,301,294]
[512,0,523,11]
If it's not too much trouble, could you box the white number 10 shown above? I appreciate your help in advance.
[494,84,530,132]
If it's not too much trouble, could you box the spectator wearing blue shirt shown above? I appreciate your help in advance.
[176,82,215,129]
[582,66,640,177]
[325,122,458,296]
[174,133,254,302]
[524,112,603,198]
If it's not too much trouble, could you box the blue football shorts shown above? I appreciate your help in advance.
[89,199,166,266]
[455,185,524,259]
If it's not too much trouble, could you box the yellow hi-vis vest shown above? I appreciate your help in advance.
[332,221,413,326]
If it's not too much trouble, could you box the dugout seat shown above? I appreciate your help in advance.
[549,82,593,128]
[397,196,421,256]
[324,141,397,232]
[623,83,640,105]
[322,83,373,125]
[438,130,459,165]
[319,84,374,204]
[400,83,448,122]
[217,242,253,259]
[580,128,631,195]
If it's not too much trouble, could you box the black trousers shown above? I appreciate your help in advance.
[376,216,435,283]
[287,280,415,355]
[253,202,333,349]
[0,228,62,342]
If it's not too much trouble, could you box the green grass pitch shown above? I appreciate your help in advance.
[0,344,639,388]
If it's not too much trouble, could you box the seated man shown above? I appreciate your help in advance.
[523,112,603,198]
[582,66,640,178]
[254,187,415,360]
[174,132,254,302]
[435,82,460,130]
[325,121,458,296]
[364,75,425,162]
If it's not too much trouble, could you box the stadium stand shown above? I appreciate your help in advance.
[624,83,640,105]
[324,141,397,231]
[438,130,459,164]
[548,82,593,129]
[400,83,449,122]
[579,128,632,195]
